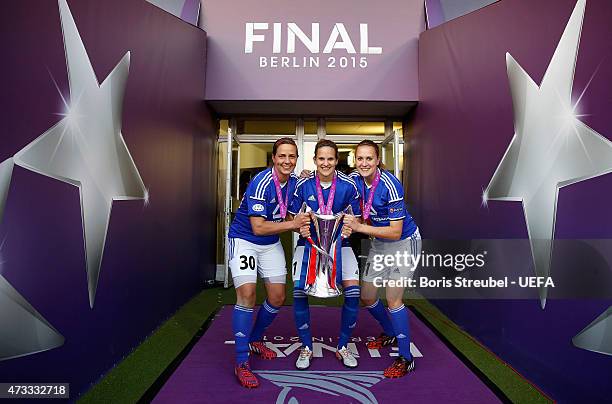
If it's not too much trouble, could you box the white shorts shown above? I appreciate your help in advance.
[229,238,287,287]
[292,245,360,288]
[362,228,422,283]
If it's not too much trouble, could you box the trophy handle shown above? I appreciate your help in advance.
[299,202,309,214]
[338,204,354,239]
[300,202,332,258]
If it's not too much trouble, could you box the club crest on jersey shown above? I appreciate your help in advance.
[253,204,265,212]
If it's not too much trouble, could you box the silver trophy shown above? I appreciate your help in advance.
[300,203,353,298]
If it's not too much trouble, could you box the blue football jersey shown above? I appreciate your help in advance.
[350,169,417,241]
[228,168,298,245]
[288,171,361,247]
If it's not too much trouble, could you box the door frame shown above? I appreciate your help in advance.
[218,118,404,287]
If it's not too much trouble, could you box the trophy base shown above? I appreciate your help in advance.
[305,284,342,298]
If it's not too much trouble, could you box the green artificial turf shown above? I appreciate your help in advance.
[79,285,552,403]
[78,289,229,404]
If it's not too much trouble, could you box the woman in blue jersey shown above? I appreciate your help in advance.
[344,139,421,378]
[287,139,362,370]
[228,138,310,388]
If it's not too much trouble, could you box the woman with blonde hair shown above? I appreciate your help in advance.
[344,139,421,378]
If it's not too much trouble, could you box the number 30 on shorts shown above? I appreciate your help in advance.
[239,255,256,271]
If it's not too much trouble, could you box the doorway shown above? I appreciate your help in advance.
[216,118,404,287]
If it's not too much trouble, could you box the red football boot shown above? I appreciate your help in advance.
[366,333,397,350]
[383,356,415,378]
[249,341,277,360]
[234,362,259,388]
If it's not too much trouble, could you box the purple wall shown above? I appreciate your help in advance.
[201,0,425,101]
[0,0,215,398]
[409,0,612,401]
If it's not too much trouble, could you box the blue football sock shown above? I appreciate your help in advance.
[389,304,412,360]
[365,299,395,337]
[293,288,313,349]
[338,285,360,349]
[249,299,280,342]
[233,304,254,364]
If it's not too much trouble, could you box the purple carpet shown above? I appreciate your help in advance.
[153,305,500,403]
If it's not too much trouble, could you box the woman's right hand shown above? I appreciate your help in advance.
[293,213,310,230]
[299,169,312,179]
[298,213,313,238]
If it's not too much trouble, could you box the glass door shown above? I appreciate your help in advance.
[381,128,403,182]
[219,120,240,288]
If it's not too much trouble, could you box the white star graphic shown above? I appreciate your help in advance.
[572,306,612,356]
[484,0,612,308]
[11,0,147,308]
[0,273,64,361]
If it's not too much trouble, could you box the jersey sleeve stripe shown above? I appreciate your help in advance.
[379,173,396,198]
[255,176,273,199]
[381,171,404,198]
[253,169,272,198]
[258,171,272,198]
[380,174,400,201]
[295,174,313,194]
[338,172,359,194]
[251,171,271,200]
[337,171,351,180]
